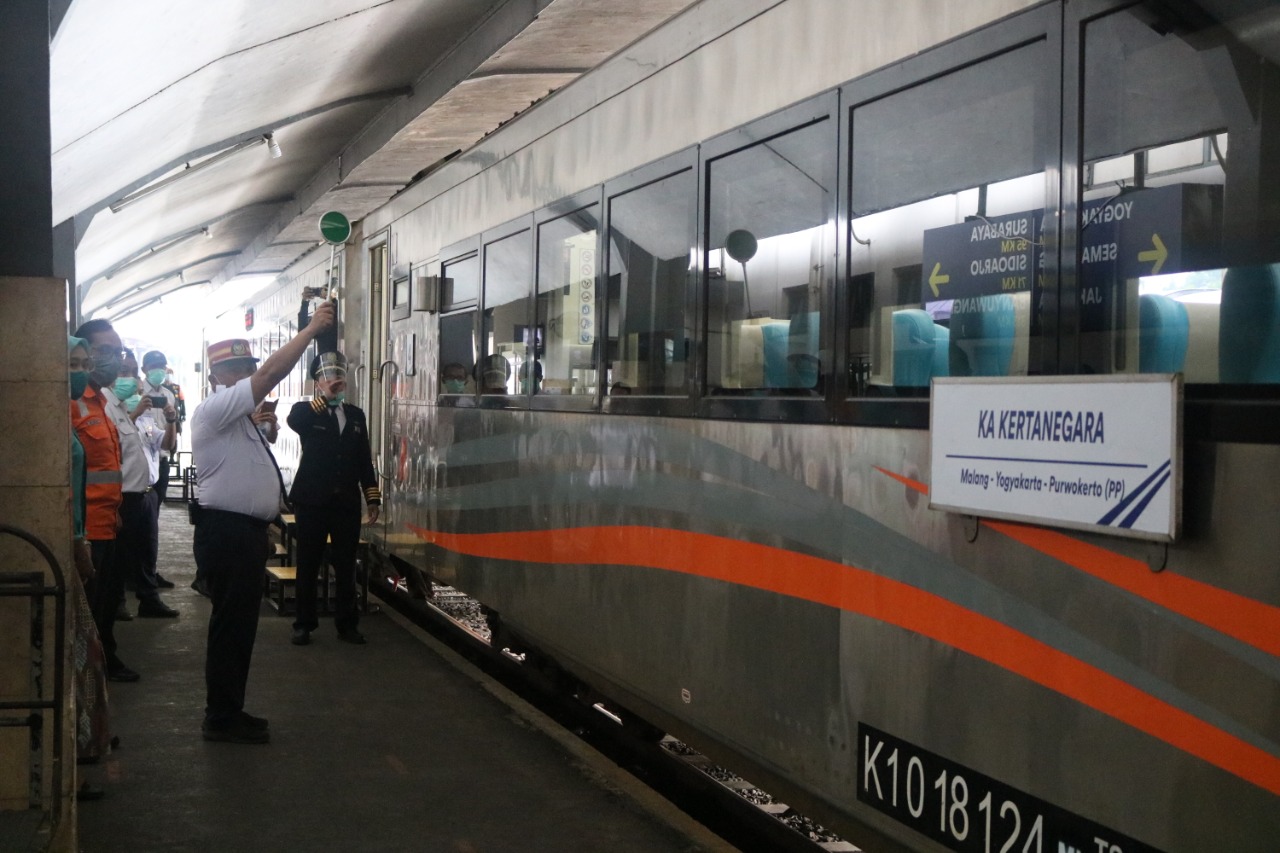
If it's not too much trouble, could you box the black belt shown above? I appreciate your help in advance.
[199,507,273,528]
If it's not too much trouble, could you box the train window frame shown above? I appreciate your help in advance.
[1062,0,1280,445]
[478,213,534,410]
[832,4,1061,430]
[531,186,606,414]
[602,147,699,419]
[435,236,480,409]
[696,92,838,424]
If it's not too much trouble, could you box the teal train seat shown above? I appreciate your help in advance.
[1137,293,1188,373]
[1219,263,1280,383]
[932,323,950,379]
[893,309,939,387]
[949,294,1015,376]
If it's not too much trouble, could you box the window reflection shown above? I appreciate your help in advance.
[705,118,833,395]
[848,42,1047,395]
[1081,7,1280,383]
[481,229,533,395]
[439,254,478,396]
[606,169,695,395]
[536,205,599,397]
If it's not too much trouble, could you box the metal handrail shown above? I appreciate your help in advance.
[374,360,400,482]
[0,524,67,827]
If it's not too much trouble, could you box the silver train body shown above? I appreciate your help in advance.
[242,1,1280,849]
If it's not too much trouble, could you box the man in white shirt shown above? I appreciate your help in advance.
[191,300,334,744]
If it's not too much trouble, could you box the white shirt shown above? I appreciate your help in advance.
[103,388,151,493]
[135,411,166,484]
[191,377,281,521]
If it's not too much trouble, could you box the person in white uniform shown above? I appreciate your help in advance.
[191,301,334,744]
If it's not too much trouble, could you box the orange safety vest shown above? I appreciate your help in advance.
[70,386,123,541]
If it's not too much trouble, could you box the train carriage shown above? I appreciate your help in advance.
[241,1,1280,849]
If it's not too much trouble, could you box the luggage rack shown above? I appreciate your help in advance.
[0,524,67,847]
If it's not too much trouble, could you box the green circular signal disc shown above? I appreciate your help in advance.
[319,211,352,245]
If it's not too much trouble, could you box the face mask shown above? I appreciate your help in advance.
[444,379,467,394]
[113,377,139,399]
[125,393,142,413]
[146,369,167,387]
[90,355,121,388]
[327,391,346,407]
[70,371,89,400]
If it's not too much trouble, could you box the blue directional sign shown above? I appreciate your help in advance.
[921,210,1042,303]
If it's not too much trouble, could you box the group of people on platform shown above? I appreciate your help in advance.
[68,297,384,789]
[68,327,185,796]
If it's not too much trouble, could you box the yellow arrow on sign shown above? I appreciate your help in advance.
[928,262,950,298]
[1138,233,1168,275]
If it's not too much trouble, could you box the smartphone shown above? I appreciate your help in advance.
[149,395,167,408]
[259,399,278,413]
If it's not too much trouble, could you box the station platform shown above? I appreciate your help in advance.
[77,503,728,852]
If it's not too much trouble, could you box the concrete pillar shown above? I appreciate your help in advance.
[0,1,77,849]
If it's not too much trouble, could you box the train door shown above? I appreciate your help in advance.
[367,238,389,474]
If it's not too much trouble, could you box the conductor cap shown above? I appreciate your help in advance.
[310,351,347,380]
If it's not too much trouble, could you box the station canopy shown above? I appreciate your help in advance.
[51,0,698,322]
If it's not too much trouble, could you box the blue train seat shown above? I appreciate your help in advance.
[1219,263,1280,383]
[1137,292,1189,373]
[893,309,938,387]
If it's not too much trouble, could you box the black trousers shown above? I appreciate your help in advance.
[155,456,171,502]
[85,538,122,668]
[193,508,270,726]
[119,490,161,602]
[293,500,363,633]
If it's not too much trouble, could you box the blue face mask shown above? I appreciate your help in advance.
[443,379,467,394]
[146,369,167,387]
[327,391,345,407]
[113,377,139,399]
[125,393,142,413]
[69,371,89,400]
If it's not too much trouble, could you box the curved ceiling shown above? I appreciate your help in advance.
[51,0,700,321]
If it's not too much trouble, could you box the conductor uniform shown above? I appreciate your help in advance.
[287,352,381,645]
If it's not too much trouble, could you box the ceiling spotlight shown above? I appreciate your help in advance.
[265,133,282,159]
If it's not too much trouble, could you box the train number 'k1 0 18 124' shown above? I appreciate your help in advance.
[857,724,1162,853]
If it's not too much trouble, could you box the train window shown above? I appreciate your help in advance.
[606,167,695,396]
[847,41,1049,396]
[439,252,478,395]
[1079,5,1280,384]
[705,117,833,396]
[480,226,533,395]
[535,204,599,398]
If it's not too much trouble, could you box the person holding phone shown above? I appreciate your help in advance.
[117,351,180,618]
[140,351,180,501]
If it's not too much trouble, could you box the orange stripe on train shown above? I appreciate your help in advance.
[874,466,1280,660]
[406,522,1280,798]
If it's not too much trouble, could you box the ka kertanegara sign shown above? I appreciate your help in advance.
[929,375,1181,541]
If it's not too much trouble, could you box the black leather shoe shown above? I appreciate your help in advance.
[107,664,140,683]
[337,628,367,645]
[137,598,179,618]
[290,628,310,646]
[155,573,176,589]
[114,602,134,622]
[202,719,270,744]
[191,577,210,597]
[238,710,269,730]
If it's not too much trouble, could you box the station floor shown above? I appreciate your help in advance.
[77,502,728,853]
